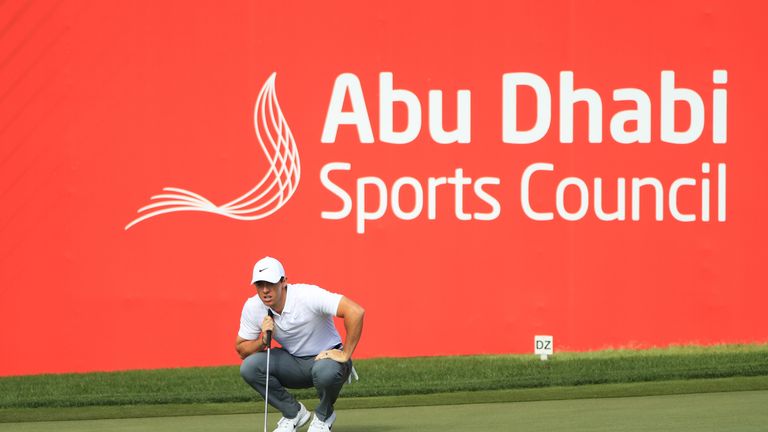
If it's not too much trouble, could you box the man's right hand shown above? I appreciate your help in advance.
[261,314,275,344]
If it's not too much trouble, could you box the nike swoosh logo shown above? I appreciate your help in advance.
[258,268,268,272]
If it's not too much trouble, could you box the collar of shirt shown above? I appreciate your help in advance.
[269,284,295,316]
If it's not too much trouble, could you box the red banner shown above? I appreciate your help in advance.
[1,0,767,376]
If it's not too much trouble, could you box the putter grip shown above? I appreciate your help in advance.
[265,309,275,348]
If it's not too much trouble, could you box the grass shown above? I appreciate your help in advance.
[0,344,767,422]
[2,389,768,431]
[3,376,768,423]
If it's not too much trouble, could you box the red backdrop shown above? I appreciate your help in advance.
[1,0,767,376]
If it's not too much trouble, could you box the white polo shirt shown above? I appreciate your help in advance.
[238,283,343,357]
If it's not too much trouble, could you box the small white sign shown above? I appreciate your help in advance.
[534,335,554,360]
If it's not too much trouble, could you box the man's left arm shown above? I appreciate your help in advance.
[316,296,365,362]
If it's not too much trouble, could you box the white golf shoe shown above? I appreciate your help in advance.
[273,402,311,432]
[307,411,336,432]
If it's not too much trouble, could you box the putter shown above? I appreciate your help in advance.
[264,309,274,432]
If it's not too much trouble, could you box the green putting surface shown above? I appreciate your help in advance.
[1,390,766,432]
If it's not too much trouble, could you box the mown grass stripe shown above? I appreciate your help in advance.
[2,376,767,423]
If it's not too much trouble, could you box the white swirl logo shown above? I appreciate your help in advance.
[125,73,300,230]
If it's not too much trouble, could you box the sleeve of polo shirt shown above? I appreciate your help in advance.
[238,300,261,340]
[308,285,343,316]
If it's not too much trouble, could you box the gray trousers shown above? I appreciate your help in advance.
[240,348,352,421]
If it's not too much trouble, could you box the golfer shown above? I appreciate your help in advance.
[237,256,365,432]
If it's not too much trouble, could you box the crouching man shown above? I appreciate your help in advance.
[237,256,365,432]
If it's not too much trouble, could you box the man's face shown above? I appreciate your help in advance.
[254,278,285,309]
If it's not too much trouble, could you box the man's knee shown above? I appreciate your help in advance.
[240,352,267,383]
[312,360,346,388]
